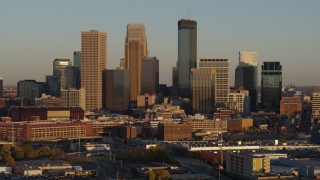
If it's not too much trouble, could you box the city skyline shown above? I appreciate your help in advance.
[1,1,320,86]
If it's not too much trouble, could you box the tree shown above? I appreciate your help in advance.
[51,147,63,157]
[38,146,52,157]
[4,155,15,166]
[12,146,24,160]
[25,150,38,159]
[149,170,156,180]
[22,144,33,156]
[149,170,170,180]
[0,144,11,156]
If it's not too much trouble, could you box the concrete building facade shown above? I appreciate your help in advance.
[228,90,250,117]
[81,30,107,111]
[191,68,216,114]
[280,96,302,117]
[199,59,230,108]
[226,152,270,178]
[60,88,86,111]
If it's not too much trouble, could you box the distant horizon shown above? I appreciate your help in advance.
[1,1,320,86]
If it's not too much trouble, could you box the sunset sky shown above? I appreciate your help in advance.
[1,1,320,86]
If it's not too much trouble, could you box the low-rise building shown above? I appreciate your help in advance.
[34,93,61,107]
[227,118,253,132]
[277,158,320,178]
[226,152,270,179]
[10,106,84,121]
[158,123,192,141]
[23,167,42,177]
[280,96,302,117]
[189,119,227,132]
[146,99,186,120]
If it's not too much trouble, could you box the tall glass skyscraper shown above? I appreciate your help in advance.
[261,61,282,112]
[177,19,197,98]
[235,51,258,112]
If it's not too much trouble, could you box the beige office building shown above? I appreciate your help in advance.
[228,90,250,117]
[125,24,147,104]
[191,68,216,114]
[81,30,106,111]
[60,88,86,111]
[312,88,320,119]
[226,152,270,178]
[199,59,230,108]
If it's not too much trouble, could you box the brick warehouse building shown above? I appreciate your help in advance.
[10,106,84,121]
[158,123,192,141]
[0,121,91,141]
[0,120,120,142]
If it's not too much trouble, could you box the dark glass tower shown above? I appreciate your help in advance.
[235,51,258,112]
[261,62,282,113]
[235,65,257,112]
[102,69,130,113]
[141,57,159,95]
[177,19,197,98]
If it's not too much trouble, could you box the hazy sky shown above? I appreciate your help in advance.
[1,1,320,86]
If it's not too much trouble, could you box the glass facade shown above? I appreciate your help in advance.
[177,19,197,98]
[102,69,130,113]
[261,62,282,112]
[73,51,81,69]
[141,57,159,95]
[235,51,258,112]
[235,65,257,112]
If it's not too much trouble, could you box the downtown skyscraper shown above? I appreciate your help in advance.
[261,62,282,113]
[81,30,107,111]
[199,59,230,108]
[125,24,147,106]
[176,19,197,98]
[191,68,216,114]
[141,57,159,95]
[235,51,258,112]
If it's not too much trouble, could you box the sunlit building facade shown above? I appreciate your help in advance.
[125,24,147,106]
[199,59,230,108]
[81,30,107,111]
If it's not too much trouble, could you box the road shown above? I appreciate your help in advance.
[175,157,232,180]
